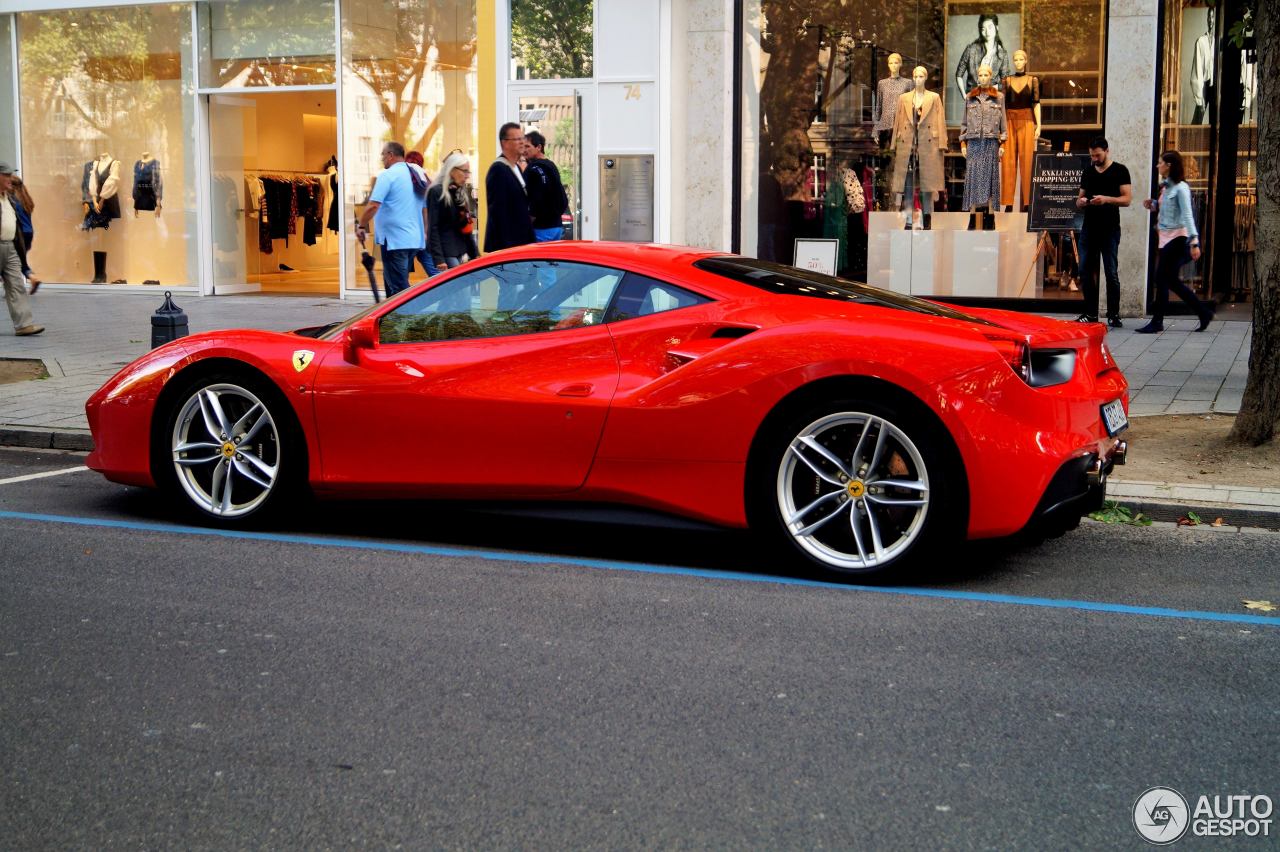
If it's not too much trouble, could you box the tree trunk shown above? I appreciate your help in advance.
[1229,0,1280,446]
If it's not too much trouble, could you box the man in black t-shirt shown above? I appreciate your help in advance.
[1074,136,1132,327]
[524,131,570,242]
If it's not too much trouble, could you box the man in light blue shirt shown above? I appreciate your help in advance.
[356,142,429,298]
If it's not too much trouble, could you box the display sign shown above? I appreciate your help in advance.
[793,239,839,276]
[599,155,654,242]
[1027,152,1088,232]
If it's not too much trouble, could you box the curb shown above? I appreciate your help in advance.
[1108,497,1280,532]
[0,427,94,453]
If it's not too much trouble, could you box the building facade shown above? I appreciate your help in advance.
[0,0,1257,313]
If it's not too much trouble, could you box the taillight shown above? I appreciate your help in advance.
[985,335,1030,382]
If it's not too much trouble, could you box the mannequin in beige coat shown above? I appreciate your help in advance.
[890,66,947,229]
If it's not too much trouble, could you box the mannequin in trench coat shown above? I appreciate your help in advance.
[890,66,948,205]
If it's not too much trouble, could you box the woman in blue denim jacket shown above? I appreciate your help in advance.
[1137,150,1213,333]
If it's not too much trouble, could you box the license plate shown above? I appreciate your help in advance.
[1101,399,1128,436]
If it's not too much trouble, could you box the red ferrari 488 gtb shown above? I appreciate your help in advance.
[86,243,1128,580]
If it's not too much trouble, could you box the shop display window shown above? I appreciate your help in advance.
[1157,0,1256,305]
[743,0,1107,300]
[197,0,337,88]
[341,0,478,293]
[16,5,196,287]
[510,0,594,80]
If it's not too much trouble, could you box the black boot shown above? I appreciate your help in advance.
[92,251,107,284]
[967,212,978,231]
[983,210,996,231]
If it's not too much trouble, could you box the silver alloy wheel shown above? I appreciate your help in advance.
[777,411,930,572]
[171,382,280,518]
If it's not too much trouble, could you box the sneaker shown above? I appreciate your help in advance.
[1107,317,1123,329]
[1074,314,1099,323]
[15,324,45,336]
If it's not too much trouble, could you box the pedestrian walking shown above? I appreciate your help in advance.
[9,173,39,293]
[356,142,430,298]
[0,162,43,336]
[427,151,480,272]
[405,150,442,280]
[523,131,569,242]
[1137,150,1214,334]
[483,122,534,253]
[1074,136,1131,327]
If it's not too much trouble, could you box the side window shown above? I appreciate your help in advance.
[379,261,625,344]
[608,273,712,323]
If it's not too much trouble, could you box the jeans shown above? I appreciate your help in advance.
[534,227,562,242]
[413,247,442,278]
[380,245,416,297]
[1078,225,1121,320]
[1152,236,1210,323]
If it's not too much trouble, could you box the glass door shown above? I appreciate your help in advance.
[209,94,255,294]
[207,91,340,295]
[509,86,595,240]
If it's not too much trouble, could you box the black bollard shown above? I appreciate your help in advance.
[151,291,189,349]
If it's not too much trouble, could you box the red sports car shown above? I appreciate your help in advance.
[86,242,1129,580]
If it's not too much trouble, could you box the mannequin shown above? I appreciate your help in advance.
[873,53,913,149]
[132,151,163,216]
[1001,49,1040,211]
[960,65,1006,230]
[84,152,121,283]
[890,66,946,230]
[1190,7,1214,125]
[325,154,340,233]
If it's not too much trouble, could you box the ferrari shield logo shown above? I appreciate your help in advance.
[292,350,315,372]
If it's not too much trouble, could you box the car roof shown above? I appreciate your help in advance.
[478,241,726,269]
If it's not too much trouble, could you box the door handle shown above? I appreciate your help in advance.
[556,383,593,397]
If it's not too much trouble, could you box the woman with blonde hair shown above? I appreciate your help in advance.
[427,150,480,272]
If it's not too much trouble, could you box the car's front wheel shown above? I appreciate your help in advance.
[753,398,962,581]
[157,372,302,523]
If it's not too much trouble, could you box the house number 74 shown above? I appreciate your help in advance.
[625,85,642,100]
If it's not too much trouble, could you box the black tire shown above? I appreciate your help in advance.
[747,396,964,582]
[153,370,306,525]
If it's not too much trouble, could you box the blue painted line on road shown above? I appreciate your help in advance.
[3,508,1278,628]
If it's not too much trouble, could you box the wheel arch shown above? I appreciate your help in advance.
[744,374,970,533]
[149,357,311,488]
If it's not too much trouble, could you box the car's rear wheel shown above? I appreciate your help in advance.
[753,398,961,581]
[158,373,301,523]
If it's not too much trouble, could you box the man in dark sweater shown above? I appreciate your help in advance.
[483,122,534,253]
[523,131,569,241]
[1074,136,1132,328]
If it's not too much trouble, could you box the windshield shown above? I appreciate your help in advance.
[694,256,995,325]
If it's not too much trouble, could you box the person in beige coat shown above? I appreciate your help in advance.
[890,66,947,229]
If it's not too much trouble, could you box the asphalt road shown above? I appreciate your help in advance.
[2,446,1278,849]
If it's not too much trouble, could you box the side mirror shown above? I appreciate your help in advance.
[343,318,379,363]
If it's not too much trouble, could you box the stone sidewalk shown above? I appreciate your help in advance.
[2,289,1275,526]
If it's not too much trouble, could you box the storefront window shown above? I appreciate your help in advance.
[198,0,336,88]
[16,5,197,287]
[744,0,1107,301]
[341,0,478,292]
[510,0,593,80]
[1157,0,1256,304]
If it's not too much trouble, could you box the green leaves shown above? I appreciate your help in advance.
[1088,500,1153,526]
